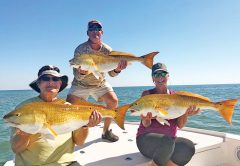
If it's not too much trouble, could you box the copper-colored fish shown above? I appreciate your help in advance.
[3,100,129,137]
[128,91,238,125]
[69,51,159,79]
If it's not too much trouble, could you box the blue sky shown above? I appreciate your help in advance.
[0,0,240,90]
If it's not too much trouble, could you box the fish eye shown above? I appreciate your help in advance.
[15,113,21,117]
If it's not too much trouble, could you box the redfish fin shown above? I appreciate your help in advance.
[92,71,102,79]
[156,107,168,116]
[217,99,238,124]
[156,117,170,126]
[45,123,58,137]
[91,62,101,79]
[71,98,107,108]
[109,51,136,57]
[175,91,210,101]
[114,104,131,130]
[141,51,159,69]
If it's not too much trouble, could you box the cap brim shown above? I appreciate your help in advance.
[153,69,168,73]
[29,75,68,93]
[88,23,102,29]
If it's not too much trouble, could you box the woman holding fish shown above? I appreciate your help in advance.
[136,63,200,166]
[10,65,102,166]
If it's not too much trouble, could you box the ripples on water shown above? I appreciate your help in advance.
[0,84,239,163]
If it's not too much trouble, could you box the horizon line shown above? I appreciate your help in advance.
[0,83,240,91]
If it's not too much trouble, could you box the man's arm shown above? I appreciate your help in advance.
[108,60,128,77]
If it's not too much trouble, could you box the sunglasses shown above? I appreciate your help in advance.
[40,76,61,82]
[88,27,102,32]
[153,71,168,78]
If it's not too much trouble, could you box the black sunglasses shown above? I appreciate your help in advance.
[40,75,61,82]
[88,27,102,32]
[153,71,168,78]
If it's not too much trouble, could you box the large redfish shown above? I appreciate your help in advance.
[128,91,238,125]
[3,100,129,137]
[69,51,159,79]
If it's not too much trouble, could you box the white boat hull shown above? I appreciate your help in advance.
[4,122,240,166]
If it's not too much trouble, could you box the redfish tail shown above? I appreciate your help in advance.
[217,99,238,125]
[141,52,159,69]
[114,104,131,130]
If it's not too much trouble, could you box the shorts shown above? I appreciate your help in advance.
[136,133,195,166]
[68,82,114,101]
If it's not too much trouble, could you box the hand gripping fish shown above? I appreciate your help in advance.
[3,99,129,138]
[127,91,238,125]
[69,51,159,79]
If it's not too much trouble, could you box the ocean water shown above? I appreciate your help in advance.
[0,84,240,164]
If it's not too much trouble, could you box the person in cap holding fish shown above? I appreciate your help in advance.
[10,65,102,166]
[136,63,200,166]
[67,20,127,142]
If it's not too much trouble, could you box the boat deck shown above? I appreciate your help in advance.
[5,122,239,166]
[74,122,225,166]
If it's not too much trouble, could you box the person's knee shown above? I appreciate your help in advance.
[99,91,118,107]
[105,95,118,108]
[171,138,195,165]
[176,137,195,155]
[110,96,118,105]
[163,136,175,156]
[153,136,175,166]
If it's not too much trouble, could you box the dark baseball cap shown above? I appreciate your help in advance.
[151,63,168,75]
[88,20,102,30]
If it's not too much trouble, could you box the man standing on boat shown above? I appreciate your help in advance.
[67,20,128,142]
